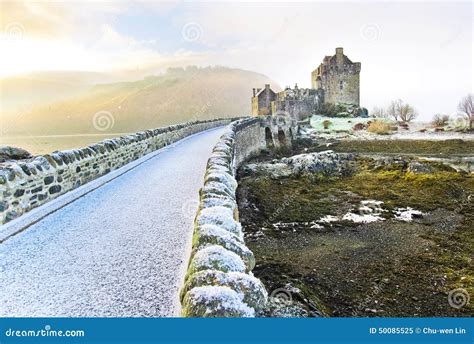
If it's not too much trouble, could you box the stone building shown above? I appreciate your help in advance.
[252,48,362,119]
[311,47,361,106]
[271,84,323,121]
[251,84,276,116]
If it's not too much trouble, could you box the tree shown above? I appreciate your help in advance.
[371,106,386,118]
[432,114,450,127]
[457,94,474,130]
[386,99,417,122]
[399,103,418,122]
[386,100,401,121]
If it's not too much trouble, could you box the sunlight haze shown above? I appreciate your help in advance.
[1,0,472,120]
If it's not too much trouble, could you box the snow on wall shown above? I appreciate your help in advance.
[181,117,269,317]
[0,119,232,224]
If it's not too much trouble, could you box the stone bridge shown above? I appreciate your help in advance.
[0,115,296,317]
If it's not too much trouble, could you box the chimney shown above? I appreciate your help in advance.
[336,47,344,65]
[253,88,256,97]
[265,84,270,90]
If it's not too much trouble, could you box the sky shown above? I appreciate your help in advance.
[0,0,472,120]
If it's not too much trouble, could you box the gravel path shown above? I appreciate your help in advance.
[0,127,226,317]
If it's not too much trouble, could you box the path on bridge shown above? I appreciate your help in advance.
[0,127,226,317]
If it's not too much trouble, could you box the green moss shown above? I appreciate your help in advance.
[238,156,474,315]
[240,159,474,222]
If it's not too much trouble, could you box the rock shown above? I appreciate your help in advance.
[408,161,433,174]
[196,206,242,238]
[200,195,237,211]
[359,107,369,118]
[188,245,247,275]
[182,286,255,317]
[353,123,367,131]
[193,225,255,270]
[265,297,311,317]
[244,151,347,179]
[0,146,33,162]
[48,185,62,194]
[182,270,267,311]
[398,122,409,130]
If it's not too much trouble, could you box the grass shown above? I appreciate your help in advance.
[239,158,473,222]
[367,120,392,135]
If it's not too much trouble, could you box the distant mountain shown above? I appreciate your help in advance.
[0,71,115,113]
[1,66,280,136]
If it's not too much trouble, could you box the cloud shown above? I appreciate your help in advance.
[0,1,472,119]
[1,1,72,38]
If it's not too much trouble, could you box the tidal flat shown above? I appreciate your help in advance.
[237,139,474,317]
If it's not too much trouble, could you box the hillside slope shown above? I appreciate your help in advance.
[2,67,279,135]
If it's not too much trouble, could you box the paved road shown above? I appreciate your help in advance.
[0,127,226,317]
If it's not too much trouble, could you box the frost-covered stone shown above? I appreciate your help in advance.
[204,172,237,192]
[188,245,247,274]
[206,165,233,176]
[193,225,254,269]
[182,270,267,311]
[207,156,231,168]
[182,286,255,317]
[196,206,242,237]
[208,151,232,163]
[202,181,234,198]
[200,195,237,211]
[244,150,347,178]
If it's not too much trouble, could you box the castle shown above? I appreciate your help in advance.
[252,47,362,120]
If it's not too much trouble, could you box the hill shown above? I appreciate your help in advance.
[1,66,280,136]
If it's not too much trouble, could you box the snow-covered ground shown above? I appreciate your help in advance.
[0,127,227,317]
[305,115,474,141]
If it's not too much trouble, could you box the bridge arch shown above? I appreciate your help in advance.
[277,129,286,146]
[264,127,274,147]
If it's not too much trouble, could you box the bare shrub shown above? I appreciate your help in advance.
[367,120,392,135]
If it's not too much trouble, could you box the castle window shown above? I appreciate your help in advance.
[339,81,344,90]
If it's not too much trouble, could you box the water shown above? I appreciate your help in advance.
[0,133,132,155]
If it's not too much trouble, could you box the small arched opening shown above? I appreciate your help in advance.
[278,129,286,146]
[265,127,273,148]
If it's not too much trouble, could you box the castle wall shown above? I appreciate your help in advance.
[0,119,232,224]
[323,66,360,105]
[251,85,275,116]
[311,48,361,106]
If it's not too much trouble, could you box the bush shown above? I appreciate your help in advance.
[367,120,392,135]
[432,114,450,127]
[322,120,332,129]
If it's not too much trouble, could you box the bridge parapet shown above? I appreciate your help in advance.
[181,118,271,317]
[0,118,234,225]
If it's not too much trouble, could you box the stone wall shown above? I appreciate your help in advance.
[323,67,360,106]
[180,118,269,317]
[311,47,361,106]
[0,119,232,224]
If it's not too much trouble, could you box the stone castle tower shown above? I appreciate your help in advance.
[311,47,361,106]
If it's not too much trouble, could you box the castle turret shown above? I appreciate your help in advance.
[335,47,344,65]
[311,47,361,106]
